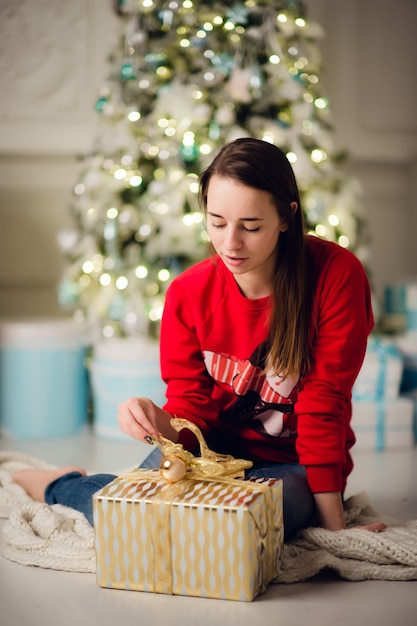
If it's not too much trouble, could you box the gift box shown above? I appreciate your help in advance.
[0,318,89,438]
[385,281,417,331]
[395,333,417,394]
[90,337,166,439]
[352,337,403,401]
[93,470,282,601]
[402,393,417,443]
[93,418,283,601]
[352,398,415,451]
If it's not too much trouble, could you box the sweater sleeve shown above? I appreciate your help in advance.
[159,275,221,451]
[295,246,374,493]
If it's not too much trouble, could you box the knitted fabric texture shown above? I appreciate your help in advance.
[1,451,417,581]
[0,450,56,518]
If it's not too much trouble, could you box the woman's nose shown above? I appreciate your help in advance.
[224,226,242,249]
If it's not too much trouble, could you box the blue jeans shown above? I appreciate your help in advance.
[45,448,315,541]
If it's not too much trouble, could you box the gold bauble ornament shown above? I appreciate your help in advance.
[160,455,187,483]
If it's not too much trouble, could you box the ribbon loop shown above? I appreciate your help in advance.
[148,417,253,481]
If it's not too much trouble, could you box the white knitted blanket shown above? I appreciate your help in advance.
[1,450,417,582]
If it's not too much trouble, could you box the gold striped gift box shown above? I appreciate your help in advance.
[93,470,283,601]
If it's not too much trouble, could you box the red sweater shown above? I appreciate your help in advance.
[160,236,374,494]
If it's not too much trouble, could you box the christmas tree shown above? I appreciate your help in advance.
[58,0,366,339]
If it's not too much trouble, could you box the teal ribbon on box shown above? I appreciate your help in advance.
[353,337,402,402]
[353,338,403,451]
[375,401,385,452]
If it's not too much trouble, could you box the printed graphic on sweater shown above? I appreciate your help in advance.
[203,342,299,438]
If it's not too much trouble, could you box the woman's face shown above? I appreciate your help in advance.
[205,175,288,297]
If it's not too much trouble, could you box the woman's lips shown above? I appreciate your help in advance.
[224,255,247,266]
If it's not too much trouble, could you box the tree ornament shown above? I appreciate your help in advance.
[120,61,136,81]
[95,97,109,112]
[226,2,249,26]
[160,455,187,483]
[180,142,199,163]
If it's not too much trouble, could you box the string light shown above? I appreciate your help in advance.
[158,269,170,281]
[107,208,118,219]
[129,175,142,187]
[135,266,148,279]
[114,169,126,180]
[100,273,112,286]
[116,276,128,290]
[128,111,141,122]
[149,306,163,322]
[82,261,94,274]
[311,149,327,163]
[315,97,328,109]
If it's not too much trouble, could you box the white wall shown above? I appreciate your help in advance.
[0,0,120,316]
[0,0,416,317]
[307,0,417,295]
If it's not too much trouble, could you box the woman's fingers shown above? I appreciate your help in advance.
[117,397,159,441]
[355,521,387,533]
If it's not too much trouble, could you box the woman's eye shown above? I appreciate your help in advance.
[209,222,260,232]
[242,226,260,233]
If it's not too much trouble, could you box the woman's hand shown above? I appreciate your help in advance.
[314,492,387,533]
[354,521,387,533]
[117,397,179,443]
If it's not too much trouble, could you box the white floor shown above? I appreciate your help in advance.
[1,428,416,626]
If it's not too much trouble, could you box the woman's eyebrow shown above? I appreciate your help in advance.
[207,211,265,221]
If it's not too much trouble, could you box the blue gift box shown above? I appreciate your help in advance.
[91,338,166,439]
[395,333,417,394]
[385,282,417,331]
[352,398,414,451]
[0,318,89,438]
[353,337,403,401]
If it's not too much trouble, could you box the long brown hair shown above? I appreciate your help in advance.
[199,137,315,378]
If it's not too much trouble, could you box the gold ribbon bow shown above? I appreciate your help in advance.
[148,417,253,482]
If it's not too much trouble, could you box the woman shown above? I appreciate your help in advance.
[13,138,385,540]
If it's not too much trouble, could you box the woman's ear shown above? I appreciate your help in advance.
[280,201,298,232]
